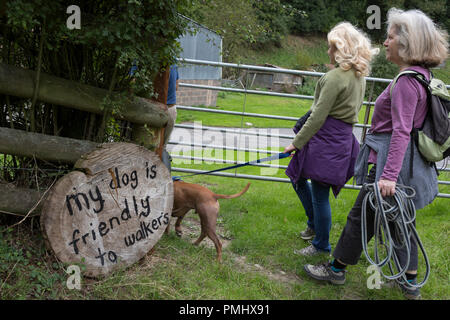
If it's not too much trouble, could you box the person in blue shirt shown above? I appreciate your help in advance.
[128,62,179,169]
[162,64,179,170]
[164,64,179,145]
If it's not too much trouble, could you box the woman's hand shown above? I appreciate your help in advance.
[378,179,396,197]
[283,144,296,157]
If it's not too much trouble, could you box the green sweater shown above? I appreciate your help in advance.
[292,67,366,149]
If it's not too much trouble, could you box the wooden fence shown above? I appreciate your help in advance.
[0,62,170,217]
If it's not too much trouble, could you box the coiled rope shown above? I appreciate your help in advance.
[361,183,430,289]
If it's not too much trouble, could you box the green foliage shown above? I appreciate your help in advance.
[251,0,295,47]
[185,0,447,64]
[184,0,296,62]
[184,0,262,62]
[4,0,189,96]
[369,47,399,96]
[297,78,318,96]
[0,225,67,299]
[283,0,449,42]
[295,51,315,70]
[1,0,192,187]
[285,0,342,34]
[432,63,450,85]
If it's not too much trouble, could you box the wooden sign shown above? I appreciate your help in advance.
[40,142,173,277]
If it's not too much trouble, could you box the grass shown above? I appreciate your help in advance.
[241,35,330,71]
[176,35,332,129]
[1,35,449,302]
[176,91,312,128]
[1,154,448,300]
[432,63,450,85]
[177,91,373,129]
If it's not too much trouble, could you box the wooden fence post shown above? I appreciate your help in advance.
[131,65,170,157]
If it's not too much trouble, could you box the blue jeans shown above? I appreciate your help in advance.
[292,178,332,252]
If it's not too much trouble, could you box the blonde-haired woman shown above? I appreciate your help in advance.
[284,22,378,256]
[304,9,448,300]
[328,22,375,77]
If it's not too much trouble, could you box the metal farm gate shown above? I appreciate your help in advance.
[169,58,450,199]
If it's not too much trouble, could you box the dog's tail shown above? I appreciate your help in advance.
[214,183,251,200]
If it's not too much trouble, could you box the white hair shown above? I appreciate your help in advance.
[327,22,379,77]
[387,8,448,68]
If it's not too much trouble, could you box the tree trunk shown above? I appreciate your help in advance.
[40,142,173,277]
[0,62,168,128]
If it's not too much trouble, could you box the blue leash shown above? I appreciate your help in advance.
[172,152,291,181]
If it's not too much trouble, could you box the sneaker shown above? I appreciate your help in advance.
[294,244,323,257]
[299,227,315,240]
[303,262,346,285]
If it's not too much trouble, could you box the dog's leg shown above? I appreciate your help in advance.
[193,229,222,262]
[174,216,184,237]
[195,202,222,262]
[207,230,222,262]
[194,231,207,246]
[164,218,171,234]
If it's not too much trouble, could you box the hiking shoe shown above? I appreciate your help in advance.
[294,244,323,257]
[303,262,346,285]
[398,279,422,300]
[299,227,315,240]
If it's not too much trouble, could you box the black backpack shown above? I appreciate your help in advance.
[390,70,450,163]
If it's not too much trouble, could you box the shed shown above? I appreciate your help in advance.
[245,63,303,93]
[176,17,222,107]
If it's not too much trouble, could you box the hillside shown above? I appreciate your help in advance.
[240,35,329,71]
[239,34,449,84]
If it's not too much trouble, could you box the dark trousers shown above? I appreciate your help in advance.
[332,166,418,271]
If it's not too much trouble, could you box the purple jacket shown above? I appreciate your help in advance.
[286,116,359,197]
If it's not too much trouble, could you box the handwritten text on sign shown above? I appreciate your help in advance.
[41,143,173,277]
[65,162,170,267]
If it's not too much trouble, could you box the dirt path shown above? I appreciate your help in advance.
[167,214,303,285]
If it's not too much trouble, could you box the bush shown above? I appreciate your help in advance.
[295,52,315,70]
[297,77,318,96]
[368,47,399,97]
[0,0,192,189]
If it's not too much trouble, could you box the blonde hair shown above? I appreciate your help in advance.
[327,22,379,77]
[387,8,448,68]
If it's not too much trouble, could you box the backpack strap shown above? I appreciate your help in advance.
[389,69,434,177]
[389,70,429,96]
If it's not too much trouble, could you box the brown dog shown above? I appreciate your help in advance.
[166,180,250,262]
